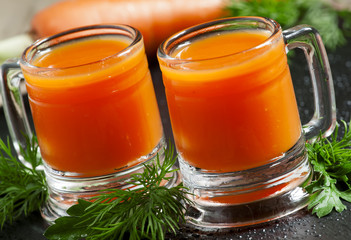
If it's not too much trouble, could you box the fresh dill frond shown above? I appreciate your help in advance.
[44,145,191,240]
[3,120,351,238]
[306,120,351,217]
[0,135,47,227]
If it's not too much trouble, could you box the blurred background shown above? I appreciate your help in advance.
[0,0,56,39]
[0,0,350,47]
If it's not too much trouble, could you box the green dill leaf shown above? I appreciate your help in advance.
[0,135,47,228]
[44,145,192,240]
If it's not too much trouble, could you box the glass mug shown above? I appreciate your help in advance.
[0,25,176,223]
[157,17,336,228]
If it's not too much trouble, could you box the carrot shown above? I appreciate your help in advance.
[31,0,228,56]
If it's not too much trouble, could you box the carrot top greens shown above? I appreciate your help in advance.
[227,0,351,50]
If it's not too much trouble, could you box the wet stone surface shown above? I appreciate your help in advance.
[167,202,351,240]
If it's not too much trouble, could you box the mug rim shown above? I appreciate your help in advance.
[157,16,281,63]
[20,24,143,71]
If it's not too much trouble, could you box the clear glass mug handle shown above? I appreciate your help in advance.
[283,25,336,140]
[0,60,38,168]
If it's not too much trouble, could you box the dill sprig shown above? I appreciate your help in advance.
[0,135,47,228]
[306,120,351,217]
[44,145,192,240]
[227,0,351,50]
[2,119,351,238]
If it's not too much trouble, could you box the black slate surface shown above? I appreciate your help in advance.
[0,38,350,239]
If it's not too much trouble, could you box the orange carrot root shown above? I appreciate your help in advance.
[31,0,228,56]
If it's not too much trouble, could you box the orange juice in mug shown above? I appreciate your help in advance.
[158,17,335,228]
[0,25,172,222]
[163,30,302,172]
[24,36,163,177]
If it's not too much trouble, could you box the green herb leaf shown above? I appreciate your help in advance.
[0,135,47,228]
[306,120,351,217]
[3,121,351,238]
[44,145,192,240]
[227,0,351,50]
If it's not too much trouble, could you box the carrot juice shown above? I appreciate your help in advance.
[22,36,163,176]
[159,29,301,173]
